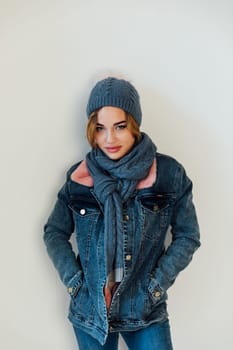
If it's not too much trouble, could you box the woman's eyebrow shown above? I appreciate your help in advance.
[114,120,127,126]
[96,120,127,127]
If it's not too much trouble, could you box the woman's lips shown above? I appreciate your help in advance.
[105,146,121,153]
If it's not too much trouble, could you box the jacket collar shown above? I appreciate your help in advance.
[71,159,156,189]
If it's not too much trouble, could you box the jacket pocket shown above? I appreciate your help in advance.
[139,194,173,241]
[69,199,101,217]
[148,277,167,306]
[67,270,83,298]
[69,280,96,322]
[68,199,102,239]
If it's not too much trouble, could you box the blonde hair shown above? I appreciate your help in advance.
[86,110,141,148]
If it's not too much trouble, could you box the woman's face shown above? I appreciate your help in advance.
[94,106,136,160]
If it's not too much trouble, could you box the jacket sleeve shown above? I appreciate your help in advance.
[43,179,83,297]
[151,164,200,298]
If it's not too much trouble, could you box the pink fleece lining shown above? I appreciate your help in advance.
[71,160,94,187]
[71,159,156,189]
[136,159,156,189]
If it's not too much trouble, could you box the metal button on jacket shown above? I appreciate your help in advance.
[153,291,161,298]
[80,209,86,215]
[125,254,132,261]
[68,287,73,294]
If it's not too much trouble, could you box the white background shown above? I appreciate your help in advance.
[1,1,233,349]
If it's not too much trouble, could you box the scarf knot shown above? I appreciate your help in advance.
[86,133,157,280]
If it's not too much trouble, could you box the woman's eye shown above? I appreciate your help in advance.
[116,124,127,130]
[96,126,104,132]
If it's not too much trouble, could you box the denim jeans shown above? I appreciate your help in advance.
[73,321,173,350]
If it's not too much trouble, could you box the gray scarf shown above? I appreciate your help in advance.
[86,132,157,279]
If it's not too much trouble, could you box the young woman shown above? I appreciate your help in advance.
[44,77,200,349]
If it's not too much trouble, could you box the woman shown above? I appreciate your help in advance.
[44,77,200,349]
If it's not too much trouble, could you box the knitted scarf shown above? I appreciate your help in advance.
[86,132,157,280]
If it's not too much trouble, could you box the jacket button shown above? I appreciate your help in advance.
[68,287,73,294]
[153,291,161,298]
[153,204,159,211]
[123,215,129,221]
[80,209,86,215]
[125,254,132,261]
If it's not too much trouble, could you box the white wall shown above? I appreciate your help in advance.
[1,1,232,349]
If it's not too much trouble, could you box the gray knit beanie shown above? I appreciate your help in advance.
[86,77,142,126]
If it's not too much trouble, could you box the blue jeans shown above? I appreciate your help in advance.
[73,321,173,350]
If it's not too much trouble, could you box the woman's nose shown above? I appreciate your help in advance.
[106,130,115,143]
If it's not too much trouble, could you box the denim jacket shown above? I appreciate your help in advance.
[44,153,200,345]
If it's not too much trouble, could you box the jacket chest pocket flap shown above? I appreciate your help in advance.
[140,193,173,213]
[69,198,102,218]
[139,193,174,240]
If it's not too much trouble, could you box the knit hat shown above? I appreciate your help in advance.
[86,77,142,126]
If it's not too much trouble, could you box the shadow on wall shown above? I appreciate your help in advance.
[141,86,223,194]
[139,86,231,347]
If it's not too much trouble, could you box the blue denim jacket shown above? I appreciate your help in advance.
[44,153,200,345]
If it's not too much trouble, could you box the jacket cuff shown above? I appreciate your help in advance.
[148,277,165,303]
[67,270,83,297]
